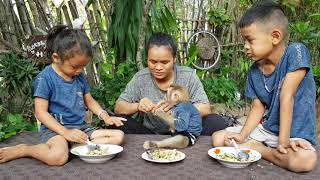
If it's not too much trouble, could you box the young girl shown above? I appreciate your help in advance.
[0,25,126,166]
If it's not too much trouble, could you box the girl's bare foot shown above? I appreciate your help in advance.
[0,144,27,163]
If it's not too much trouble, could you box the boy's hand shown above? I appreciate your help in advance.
[224,132,246,146]
[277,139,315,153]
[62,129,88,144]
[103,116,127,127]
[138,98,156,113]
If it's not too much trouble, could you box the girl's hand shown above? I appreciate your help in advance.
[138,98,156,113]
[224,132,246,146]
[62,129,88,144]
[103,116,127,127]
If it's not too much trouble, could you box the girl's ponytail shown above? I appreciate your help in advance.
[46,25,69,59]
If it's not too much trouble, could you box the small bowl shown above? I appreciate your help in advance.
[208,147,261,168]
[70,144,123,163]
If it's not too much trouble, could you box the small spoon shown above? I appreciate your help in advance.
[146,149,154,160]
[86,139,101,152]
[231,139,249,161]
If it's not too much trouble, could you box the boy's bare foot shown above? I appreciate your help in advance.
[0,144,27,163]
[143,140,158,150]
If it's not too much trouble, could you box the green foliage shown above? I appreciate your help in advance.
[202,76,240,107]
[0,53,39,141]
[290,21,319,45]
[208,7,232,28]
[312,64,320,96]
[0,53,39,99]
[233,57,252,97]
[107,0,179,63]
[92,59,138,110]
[108,0,142,61]
[0,53,39,115]
[185,44,199,67]
[0,112,37,142]
[150,0,180,36]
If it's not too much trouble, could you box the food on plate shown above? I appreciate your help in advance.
[214,148,256,162]
[148,149,183,161]
[86,146,109,156]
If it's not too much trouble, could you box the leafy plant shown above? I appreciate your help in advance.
[92,60,138,110]
[150,0,179,36]
[312,64,320,97]
[208,7,232,29]
[0,113,37,142]
[0,53,39,115]
[108,0,142,61]
[290,21,318,45]
[202,76,241,107]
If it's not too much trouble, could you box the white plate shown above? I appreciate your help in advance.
[141,149,186,163]
[208,147,261,168]
[70,144,123,163]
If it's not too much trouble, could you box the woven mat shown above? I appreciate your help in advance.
[0,132,319,180]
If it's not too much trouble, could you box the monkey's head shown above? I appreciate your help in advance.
[166,84,189,105]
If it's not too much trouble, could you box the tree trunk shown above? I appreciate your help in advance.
[3,0,19,45]
[92,0,107,55]
[56,7,63,24]
[0,0,11,42]
[103,0,112,26]
[85,8,102,87]
[195,0,204,30]
[98,0,108,17]
[12,5,24,46]
[68,0,79,20]
[136,0,152,70]
[22,0,36,34]
[62,5,73,27]
[34,0,52,29]
[16,0,32,36]
[27,0,43,33]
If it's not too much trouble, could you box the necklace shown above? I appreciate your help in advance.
[262,65,275,93]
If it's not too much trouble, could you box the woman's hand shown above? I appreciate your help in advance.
[224,132,246,146]
[62,129,88,144]
[138,98,156,113]
[103,116,127,127]
[152,100,173,113]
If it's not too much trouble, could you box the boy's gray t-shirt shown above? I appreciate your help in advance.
[245,42,317,145]
[118,65,209,133]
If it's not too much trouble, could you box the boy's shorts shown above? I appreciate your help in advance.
[226,124,311,148]
[40,124,98,144]
[173,131,197,146]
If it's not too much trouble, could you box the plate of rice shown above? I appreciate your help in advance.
[141,149,186,163]
[208,147,261,168]
[71,144,123,163]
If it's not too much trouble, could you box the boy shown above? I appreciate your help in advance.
[211,0,317,172]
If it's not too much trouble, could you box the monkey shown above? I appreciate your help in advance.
[143,84,202,149]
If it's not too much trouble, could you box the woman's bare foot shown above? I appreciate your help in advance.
[0,144,27,163]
